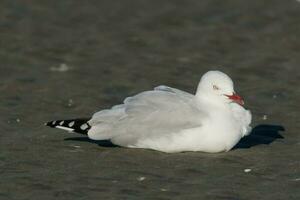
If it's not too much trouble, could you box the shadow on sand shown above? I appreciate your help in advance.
[234,124,285,149]
[64,124,285,149]
[64,137,118,147]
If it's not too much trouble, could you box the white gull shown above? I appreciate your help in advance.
[46,70,252,153]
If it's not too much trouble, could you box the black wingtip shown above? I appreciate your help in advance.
[45,120,57,128]
[45,118,91,135]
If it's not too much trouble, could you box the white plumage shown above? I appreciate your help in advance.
[87,70,252,153]
[47,70,252,153]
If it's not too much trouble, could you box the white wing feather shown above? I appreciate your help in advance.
[88,86,205,145]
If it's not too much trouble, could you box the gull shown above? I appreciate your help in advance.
[46,70,252,153]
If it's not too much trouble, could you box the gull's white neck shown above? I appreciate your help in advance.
[195,90,230,110]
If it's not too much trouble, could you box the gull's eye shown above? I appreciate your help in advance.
[213,85,220,90]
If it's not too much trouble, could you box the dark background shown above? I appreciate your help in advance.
[0,0,299,199]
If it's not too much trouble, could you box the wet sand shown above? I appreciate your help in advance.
[0,0,300,199]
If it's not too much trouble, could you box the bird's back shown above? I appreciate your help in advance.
[87,86,205,146]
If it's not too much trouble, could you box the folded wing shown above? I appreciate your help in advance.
[88,85,205,144]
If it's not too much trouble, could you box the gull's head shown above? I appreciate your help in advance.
[196,70,244,106]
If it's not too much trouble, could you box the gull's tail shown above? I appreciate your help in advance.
[45,118,91,135]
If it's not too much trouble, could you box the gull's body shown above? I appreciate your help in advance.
[47,71,252,153]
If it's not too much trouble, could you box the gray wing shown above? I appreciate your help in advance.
[88,85,205,144]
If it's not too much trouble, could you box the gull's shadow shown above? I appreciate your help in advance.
[64,137,118,147]
[234,124,285,149]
